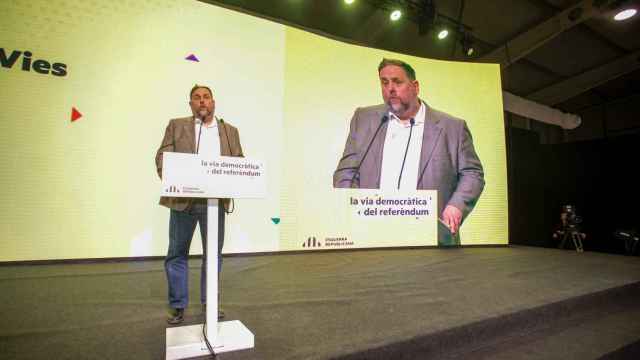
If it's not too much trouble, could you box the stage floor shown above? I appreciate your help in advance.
[2,246,640,359]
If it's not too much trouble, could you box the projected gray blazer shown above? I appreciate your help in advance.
[333,103,485,222]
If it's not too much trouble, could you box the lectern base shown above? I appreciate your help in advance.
[166,320,254,359]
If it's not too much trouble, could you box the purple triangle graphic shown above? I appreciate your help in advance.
[185,54,199,62]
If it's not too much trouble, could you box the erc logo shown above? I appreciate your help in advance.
[1,48,67,77]
[302,236,322,248]
[165,185,180,193]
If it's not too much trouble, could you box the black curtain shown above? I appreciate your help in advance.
[507,129,640,254]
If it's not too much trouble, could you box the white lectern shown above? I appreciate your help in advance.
[161,152,266,359]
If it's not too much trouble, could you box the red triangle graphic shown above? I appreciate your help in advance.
[71,107,82,122]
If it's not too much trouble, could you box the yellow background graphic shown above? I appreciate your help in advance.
[0,0,506,261]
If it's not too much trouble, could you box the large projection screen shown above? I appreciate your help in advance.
[0,0,507,261]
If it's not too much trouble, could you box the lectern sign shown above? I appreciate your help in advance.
[161,152,266,199]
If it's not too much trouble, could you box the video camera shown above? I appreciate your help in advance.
[613,228,639,255]
[562,204,582,230]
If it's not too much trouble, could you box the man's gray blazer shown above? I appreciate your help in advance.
[333,103,485,225]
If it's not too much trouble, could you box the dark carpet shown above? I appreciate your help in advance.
[2,246,640,359]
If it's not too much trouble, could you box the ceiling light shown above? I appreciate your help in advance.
[460,33,476,57]
[344,0,355,4]
[390,10,402,21]
[614,8,637,21]
[437,29,448,40]
[465,46,475,56]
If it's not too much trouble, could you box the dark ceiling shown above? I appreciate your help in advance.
[201,0,640,129]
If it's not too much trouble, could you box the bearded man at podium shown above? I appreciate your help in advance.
[155,85,244,324]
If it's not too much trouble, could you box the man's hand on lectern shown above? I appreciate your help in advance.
[442,205,463,235]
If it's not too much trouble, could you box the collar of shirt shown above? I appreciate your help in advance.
[388,100,426,127]
[195,117,218,129]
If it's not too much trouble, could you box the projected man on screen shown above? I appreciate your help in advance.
[155,85,243,325]
[333,59,484,245]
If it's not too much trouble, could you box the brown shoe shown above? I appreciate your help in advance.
[167,308,184,325]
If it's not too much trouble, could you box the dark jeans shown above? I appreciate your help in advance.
[165,201,225,309]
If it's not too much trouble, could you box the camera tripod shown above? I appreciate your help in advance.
[558,228,584,252]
